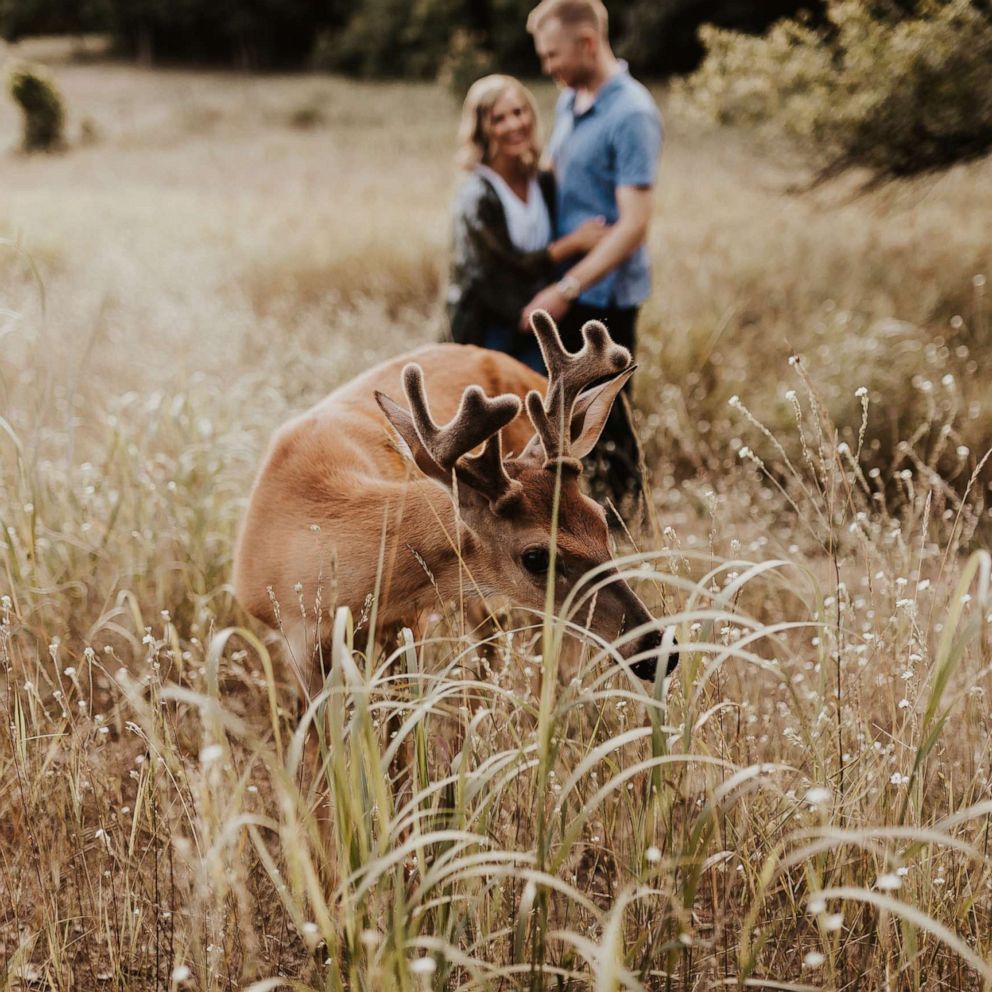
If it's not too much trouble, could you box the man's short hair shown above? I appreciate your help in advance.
[526,0,609,38]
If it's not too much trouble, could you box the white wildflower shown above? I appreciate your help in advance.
[410,957,436,975]
[199,744,223,765]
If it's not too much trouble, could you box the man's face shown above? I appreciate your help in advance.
[534,18,592,89]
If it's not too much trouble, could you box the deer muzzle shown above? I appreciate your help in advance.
[627,628,680,682]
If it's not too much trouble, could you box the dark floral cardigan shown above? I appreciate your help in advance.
[446,170,557,348]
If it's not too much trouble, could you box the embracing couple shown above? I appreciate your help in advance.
[447,0,663,514]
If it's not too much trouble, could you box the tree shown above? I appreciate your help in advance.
[685,0,992,183]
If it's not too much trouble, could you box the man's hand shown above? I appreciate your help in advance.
[521,285,570,331]
[521,186,654,331]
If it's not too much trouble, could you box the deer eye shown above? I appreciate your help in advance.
[521,547,551,575]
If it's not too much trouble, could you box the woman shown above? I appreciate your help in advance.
[447,74,606,372]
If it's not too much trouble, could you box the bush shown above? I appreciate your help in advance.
[684,0,992,183]
[437,29,496,98]
[8,62,65,153]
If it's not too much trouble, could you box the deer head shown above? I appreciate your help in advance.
[375,311,678,680]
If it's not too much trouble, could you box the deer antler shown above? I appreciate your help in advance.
[525,310,632,465]
[401,363,522,499]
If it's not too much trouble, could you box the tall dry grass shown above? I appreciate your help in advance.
[1,43,991,989]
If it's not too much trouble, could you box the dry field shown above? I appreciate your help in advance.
[2,38,992,991]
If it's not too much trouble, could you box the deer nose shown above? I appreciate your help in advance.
[628,629,679,681]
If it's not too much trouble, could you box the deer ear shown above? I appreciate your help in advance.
[375,391,452,488]
[567,365,636,460]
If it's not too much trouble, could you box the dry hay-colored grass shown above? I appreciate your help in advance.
[1,42,991,990]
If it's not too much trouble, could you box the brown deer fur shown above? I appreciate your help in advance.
[234,318,674,692]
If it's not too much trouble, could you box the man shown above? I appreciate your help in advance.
[523,0,662,513]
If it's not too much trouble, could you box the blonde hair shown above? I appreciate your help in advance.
[456,75,541,171]
[527,0,609,38]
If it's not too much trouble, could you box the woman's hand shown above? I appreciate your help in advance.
[549,216,608,263]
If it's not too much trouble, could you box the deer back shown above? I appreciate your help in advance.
[233,343,545,627]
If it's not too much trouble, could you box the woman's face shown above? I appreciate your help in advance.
[485,89,534,163]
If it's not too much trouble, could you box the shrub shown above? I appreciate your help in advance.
[7,61,66,153]
[437,29,496,99]
[684,0,992,184]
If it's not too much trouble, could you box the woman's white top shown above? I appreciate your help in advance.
[476,165,551,253]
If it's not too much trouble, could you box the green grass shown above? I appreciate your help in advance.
[1,41,991,990]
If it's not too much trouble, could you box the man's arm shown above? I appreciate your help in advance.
[520,185,653,328]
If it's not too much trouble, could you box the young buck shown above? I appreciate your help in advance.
[233,311,677,691]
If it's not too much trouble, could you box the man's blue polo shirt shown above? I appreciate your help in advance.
[547,63,662,310]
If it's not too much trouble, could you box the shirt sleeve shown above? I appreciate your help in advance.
[612,108,663,189]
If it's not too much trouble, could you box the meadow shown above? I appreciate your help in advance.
[1,38,992,991]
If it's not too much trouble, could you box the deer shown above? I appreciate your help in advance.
[233,311,678,694]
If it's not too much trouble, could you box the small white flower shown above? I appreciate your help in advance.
[876,873,902,891]
[645,846,662,863]
[890,772,907,785]
[410,956,436,975]
[199,744,223,765]
[803,951,826,968]
[898,699,910,710]
[171,965,191,983]
[805,786,832,807]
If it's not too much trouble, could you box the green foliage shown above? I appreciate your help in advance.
[303,0,826,80]
[103,0,350,68]
[0,0,109,41]
[7,61,65,152]
[312,0,474,79]
[685,0,992,183]
[437,28,496,98]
